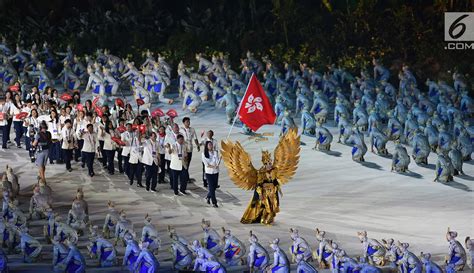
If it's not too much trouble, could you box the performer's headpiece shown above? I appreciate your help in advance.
[262,150,272,165]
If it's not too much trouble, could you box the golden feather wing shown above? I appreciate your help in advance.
[220,139,258,190]
[273,128,300,185]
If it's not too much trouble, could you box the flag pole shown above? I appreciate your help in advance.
[225,73,254,140]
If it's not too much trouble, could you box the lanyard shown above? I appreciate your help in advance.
[88,133,94,146]
[210,151,218,164]
[31,118,38,128]
[151,140,156,155]
[158,137,165,147]
[184,127,190,139]
[130,132,135,146]
[176,143,182,156]
[66,129,71,141]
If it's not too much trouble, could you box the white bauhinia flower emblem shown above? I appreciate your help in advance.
[244,94,263,114]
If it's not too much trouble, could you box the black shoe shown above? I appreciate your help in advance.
[81,163,85,168]
[206,198,210,204]
[213,204,218,208]
[17,145,22,149]
[108,172,114,175]
[151,189,158,192]
[89,172,94,177]
[7,140,11,144]
[180,190,188,195]
[1,146,7,149]
[129,180,133,185]
[174,192,179,196]
[137,183,144,188]
[119,170,124,174]
[146,188,150,192]
[68,168,73,172]
[204,183,208,188]
[216,185,220,188]
[50,161,55,164]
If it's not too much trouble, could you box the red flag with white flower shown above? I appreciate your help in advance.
[238,74,276,132]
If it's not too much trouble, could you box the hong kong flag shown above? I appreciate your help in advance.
[238,74,276,132]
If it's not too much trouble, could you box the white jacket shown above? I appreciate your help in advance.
[103,131,115,151]
[48,120,61,140]
[97,122,106,141]
[21,107,31,126]
[164,131,178,161]
[169,142,187,171]
[128,134,142,164]
[10,103,21,122]
[181,126,198,152]
[0,103,8,126]
[59,114,71,129]
[121,131,134,156]
[157,135,166,155]
[25,117,39,135]
[141,139,161,167]
[74,119,89,139]
[80,131,97,153]
[202,150,220,174]
[61,127,75,150]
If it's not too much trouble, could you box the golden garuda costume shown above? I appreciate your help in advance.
[221,129,300,225]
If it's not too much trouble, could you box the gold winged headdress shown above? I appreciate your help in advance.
[220,128,300,190]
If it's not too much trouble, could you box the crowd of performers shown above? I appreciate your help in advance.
[0,176,473,273]
[0,86,221,191]
[1,38,472,184]
[0,168,472,273]
[0,38,473,272]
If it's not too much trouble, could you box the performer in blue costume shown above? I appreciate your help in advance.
[347,128,368,162]
[411,129,430,165]
[52,234,69,272]
[357,231,385,266]
[133,241,159,273]
[391,141,410,173]
[445,229,467,272]
[268,238,290,273]
[203,256,227,273]
[289,228,313,262]
[421,253,443,273]
[122,232,140,272]
[141,214,160,254]
[300,106,316,136]
[221,227,246,266]
[102,201,119,239]
[0,248,7,273]
[169,227,192,271]
[247,231,269,272]
[434,153,454,183]
[19,225,43,263]
[296,253,318,273]
[201,219,222,256]
[87,226,117,267]
[315,228,332,269]
[314,122,333,151]
[397,242,422,273]
[58,237,86,273]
